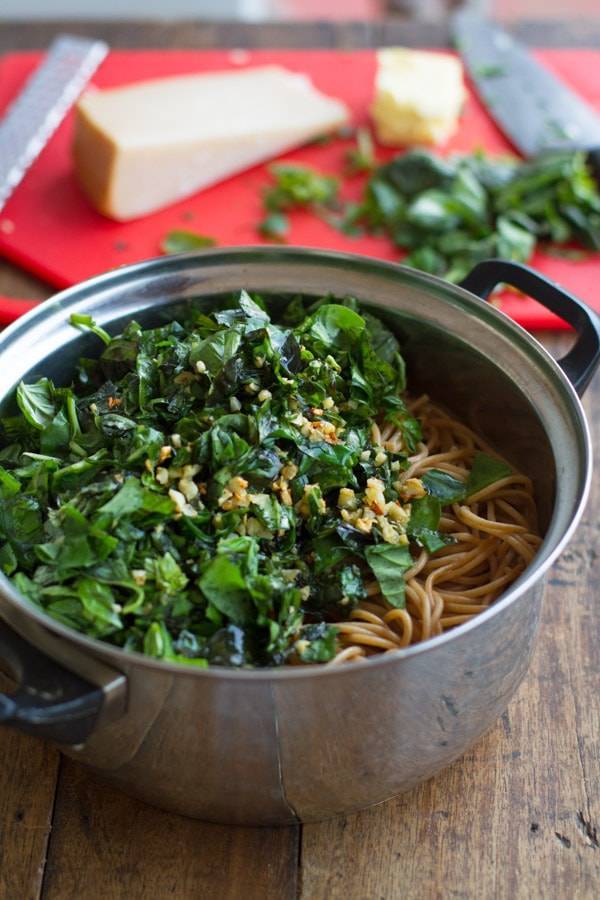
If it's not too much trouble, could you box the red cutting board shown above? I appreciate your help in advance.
[0,48,599,330]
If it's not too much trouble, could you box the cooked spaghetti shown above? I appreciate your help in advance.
[331,396,541,662]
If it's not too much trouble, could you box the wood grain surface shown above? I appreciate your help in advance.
[0,19,599,900]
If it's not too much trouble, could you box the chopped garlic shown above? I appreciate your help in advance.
[168,488,198,517]
[377,516,402,544]
[297,484,326,518]
[257,389,272,402]
[385,501,411,526]
[155,467,169,485]
[230,396,242,412]
[170,433,182,449]
[374,450,388,466]
[400,477,426,500]
[337,487,357,510]
[301,419,339,444]
[219,476,249,510]
[365,477,387,515]
[131,569,147,586]
[178,478,199,502]
[195,359,207,374]
[158,445,173,463]
[281,569,300,582]
[245,517,272,539]
[355,516,375,535]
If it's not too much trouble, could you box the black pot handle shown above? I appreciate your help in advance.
[460,259,600,396]
[0,620,104,745]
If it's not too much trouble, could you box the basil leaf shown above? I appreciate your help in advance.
[199,555,253,626]
[465,452,512,497]
[160,230,216,254]
[99,478,175,520]
[16,379,56,430]
[422,469,467,504]
[306,304,366,349]
[364,543,413,609]
[408,495,449,554]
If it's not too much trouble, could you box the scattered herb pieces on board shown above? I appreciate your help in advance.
[258,144,600,283]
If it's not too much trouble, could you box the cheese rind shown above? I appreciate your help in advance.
[370,49,466,147]
[73,66,349,221]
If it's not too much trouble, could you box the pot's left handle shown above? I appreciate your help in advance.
[0,620,125,745]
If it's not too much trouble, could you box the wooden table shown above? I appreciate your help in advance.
[1,19,599,900]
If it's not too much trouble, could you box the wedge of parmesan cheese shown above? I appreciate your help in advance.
[370,49,466,147]
[73,66,349,221]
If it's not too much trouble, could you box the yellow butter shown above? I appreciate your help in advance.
[371,49,466,147]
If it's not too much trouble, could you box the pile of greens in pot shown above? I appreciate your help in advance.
[0,293,508,667]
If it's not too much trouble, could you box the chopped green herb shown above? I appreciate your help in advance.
[160,230,217,254]
[335,147,600,282]
[258,211,289,242]
[263,163,339,220]
[345,127,377,175]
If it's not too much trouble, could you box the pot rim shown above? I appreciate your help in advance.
[0,246,592,681]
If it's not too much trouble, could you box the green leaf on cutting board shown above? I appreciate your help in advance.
[160,230,217,254]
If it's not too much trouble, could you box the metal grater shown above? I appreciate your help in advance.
[0,35,108,211]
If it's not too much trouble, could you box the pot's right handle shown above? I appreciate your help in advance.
[460,259,600,396]
[0,620,120,745]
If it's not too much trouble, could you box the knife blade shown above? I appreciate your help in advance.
[0,35,108,211]
[451,12,600,158]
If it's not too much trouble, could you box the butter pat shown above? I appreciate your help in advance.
[371,49,465,147]
[73,66,349,221]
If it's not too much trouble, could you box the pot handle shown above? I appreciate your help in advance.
[460,259,600,396]
[0,620,104,745]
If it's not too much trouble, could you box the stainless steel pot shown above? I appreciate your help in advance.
[0,249,598,826]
